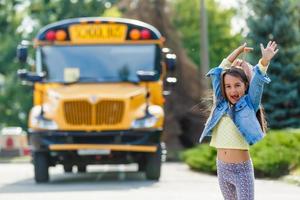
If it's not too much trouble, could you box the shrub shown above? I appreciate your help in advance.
[181,144,217,174]
[181,129,300,178]
[250,129,300,178]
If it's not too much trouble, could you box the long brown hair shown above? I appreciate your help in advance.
[221,67,267,134]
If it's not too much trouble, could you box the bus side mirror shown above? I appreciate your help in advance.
[17,69,45,82]
[165,53,176,71]
[136,70,158,116]
[16,41,30,63]
[17,69,28,79]
[136,70,158,82]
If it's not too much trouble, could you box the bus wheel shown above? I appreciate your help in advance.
[145,145,161,181]
[77,165,87,173]
[34,152,49,183]
[63,164,73,173]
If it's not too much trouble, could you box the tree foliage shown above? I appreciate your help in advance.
[247,0,300,128]
[0,0,117,129]
[171,0,243,68]
[28,0,117,29]
[0,0,32,129]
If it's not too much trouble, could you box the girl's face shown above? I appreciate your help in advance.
[224,74,247,104]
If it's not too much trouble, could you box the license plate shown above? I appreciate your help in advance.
[77,149,111,155]
[69,24,127,43]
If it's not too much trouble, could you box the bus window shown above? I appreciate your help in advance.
[41,44,160,83]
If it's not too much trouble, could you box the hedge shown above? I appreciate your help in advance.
[181,129,300,178]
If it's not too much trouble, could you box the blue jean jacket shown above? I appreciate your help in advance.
[199,65,271,145]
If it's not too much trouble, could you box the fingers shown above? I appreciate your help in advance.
[271,41,277,50]
[267,41,279,54]
[238,42,253,54]
[266,41,278,50]
[238,42,247,52]
[244,47,253,53]
[237,59,243,66]
[267,41,272,47]
[232,59,243,67]
[260,43,264,52]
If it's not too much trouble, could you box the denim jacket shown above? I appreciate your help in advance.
[199,64,271,145]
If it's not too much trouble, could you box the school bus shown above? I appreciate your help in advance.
[16,17,176,183]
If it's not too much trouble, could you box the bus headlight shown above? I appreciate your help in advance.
[31,116,58,130]
[131,114,158,129]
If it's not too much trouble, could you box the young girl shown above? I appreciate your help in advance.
[199,41,278,200]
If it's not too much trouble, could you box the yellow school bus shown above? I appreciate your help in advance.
[17,17,176,183]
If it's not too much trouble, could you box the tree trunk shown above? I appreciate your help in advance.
[118,0,207,158]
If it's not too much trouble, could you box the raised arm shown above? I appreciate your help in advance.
[227,43,253,63]
[248,41,279,111]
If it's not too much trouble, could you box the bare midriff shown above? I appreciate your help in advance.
[217,148,250,163]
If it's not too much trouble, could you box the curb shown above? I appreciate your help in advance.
[281,175,300,186]
[0,155,31,163]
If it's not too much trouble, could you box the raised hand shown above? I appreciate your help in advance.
[260,41,279,66]
[227,43,253,63]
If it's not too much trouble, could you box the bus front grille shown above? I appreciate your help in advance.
[63,100,125,125]
[64,101,92,125]
[96,100,124,125]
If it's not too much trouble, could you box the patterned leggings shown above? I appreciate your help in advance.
[217,159,254,200]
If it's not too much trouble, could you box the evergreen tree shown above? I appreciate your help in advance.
[247,0,300,128]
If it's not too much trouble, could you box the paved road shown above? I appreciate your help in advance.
[0,162,299,200]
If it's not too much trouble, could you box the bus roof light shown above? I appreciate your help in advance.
[56,30,67,41]
[141,29,151,39]
[45,31,56,41]
[129,29,141,40]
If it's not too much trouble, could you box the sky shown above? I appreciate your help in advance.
[216,0,249,35]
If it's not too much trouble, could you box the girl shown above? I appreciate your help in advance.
[199,41,278,200]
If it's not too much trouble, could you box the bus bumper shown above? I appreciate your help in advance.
[28,129,162,153]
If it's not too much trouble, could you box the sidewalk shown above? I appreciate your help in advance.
[282,175,300,186]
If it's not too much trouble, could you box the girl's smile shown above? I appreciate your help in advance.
[224,74,247,104]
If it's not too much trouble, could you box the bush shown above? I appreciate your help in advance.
[181,144,217,174]
[181,129,300,178]
[250,129,300,178]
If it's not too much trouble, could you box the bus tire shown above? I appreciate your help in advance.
[34,152,49,183]
[145,145,161,181]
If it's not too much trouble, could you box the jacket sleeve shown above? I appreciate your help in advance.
[248,65,271,111]
[206,59,231,103]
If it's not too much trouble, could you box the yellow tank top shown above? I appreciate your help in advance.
[210,115,249,150]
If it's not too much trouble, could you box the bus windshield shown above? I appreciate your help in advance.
[41,44,159,83]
